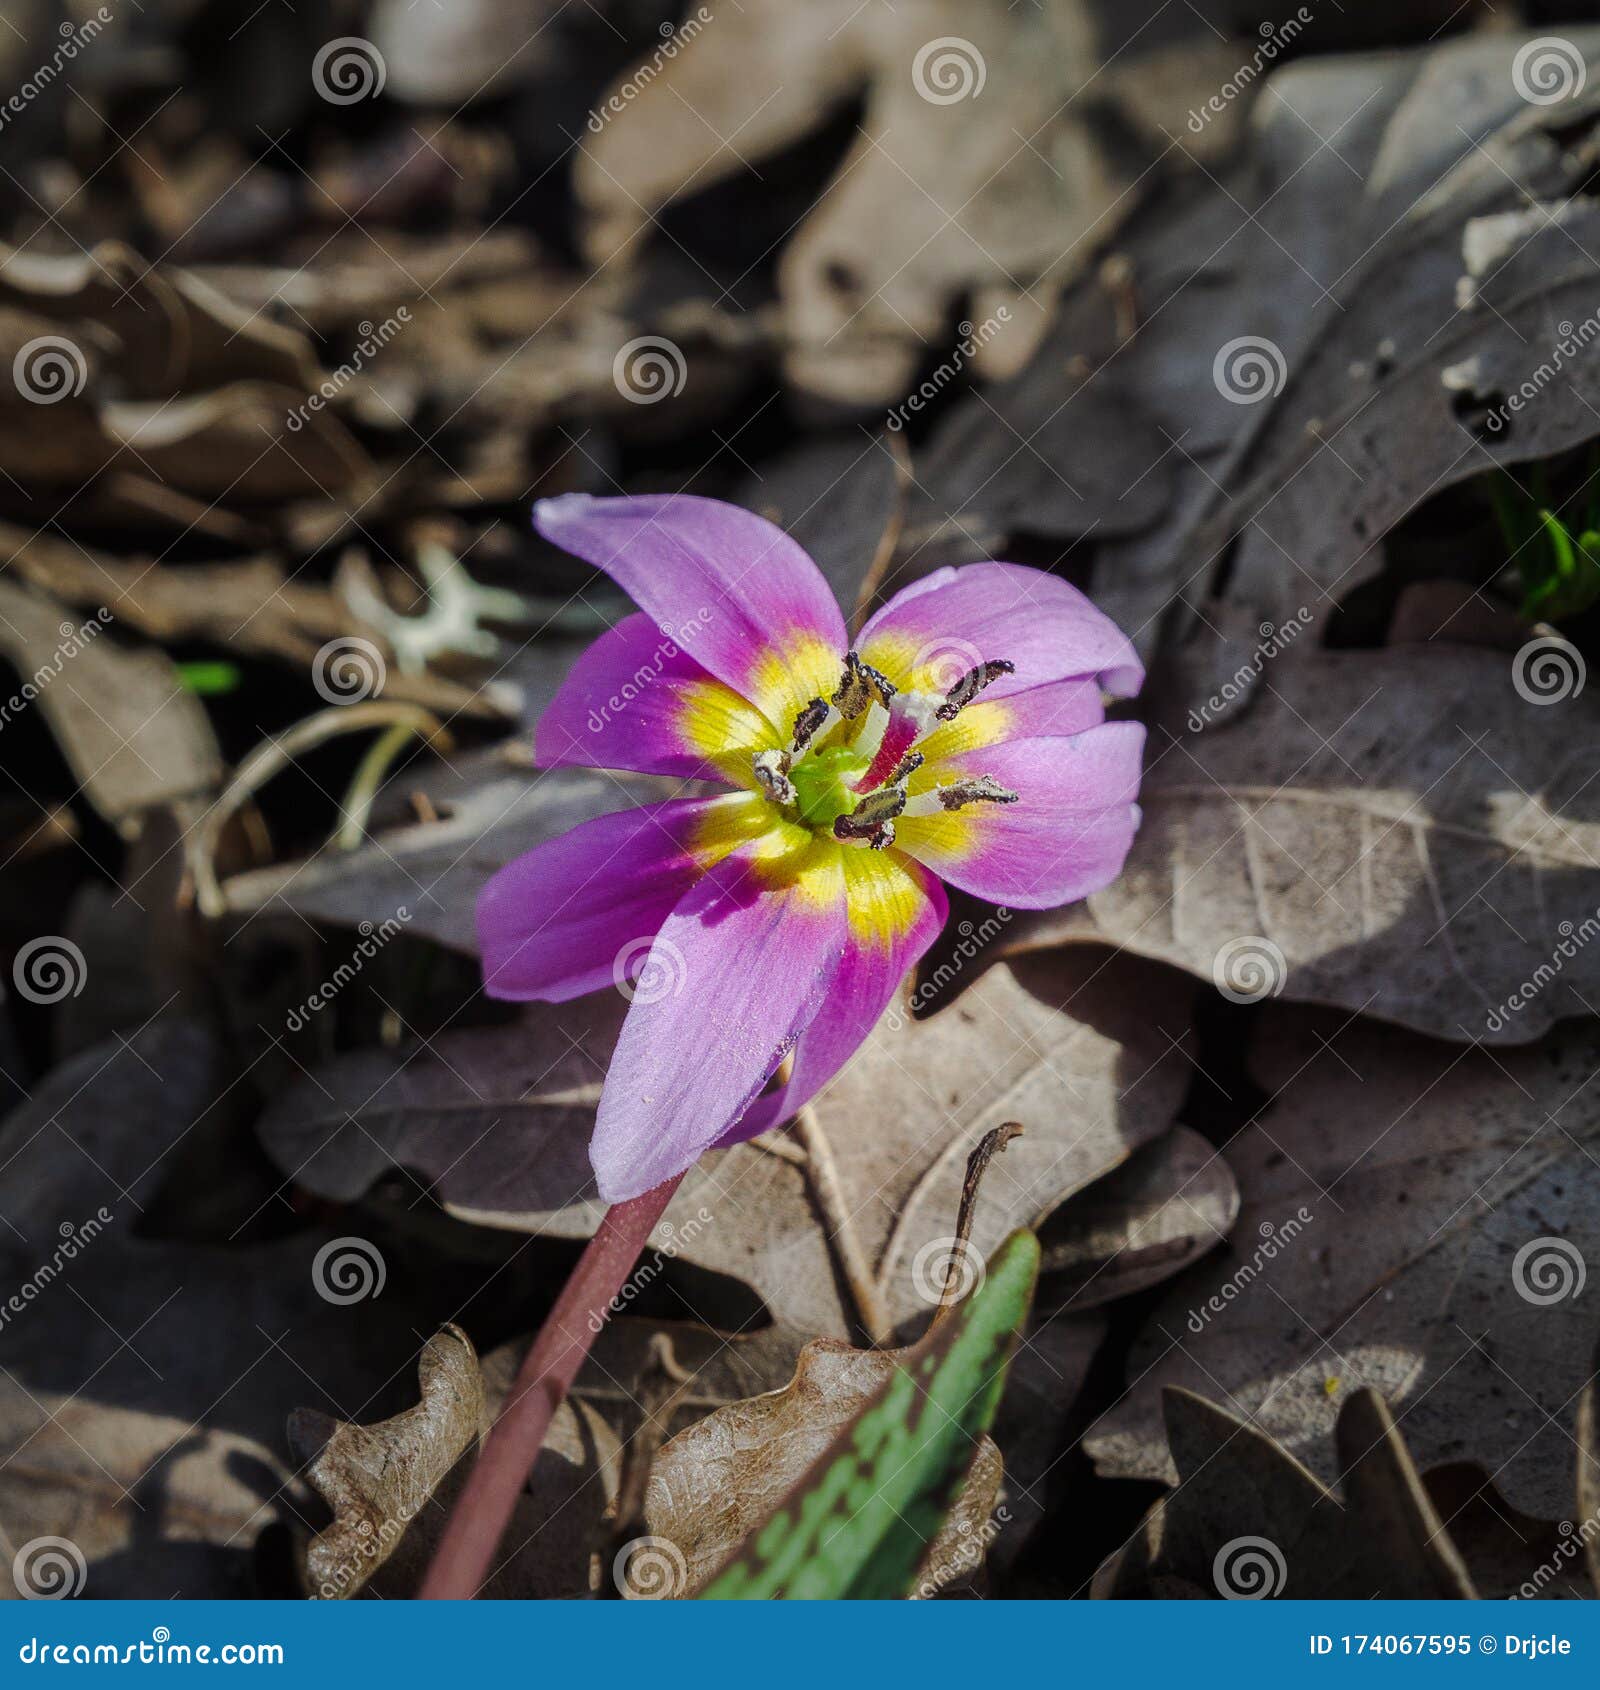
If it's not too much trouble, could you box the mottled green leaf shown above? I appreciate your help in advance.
[699,1229,1039,1600]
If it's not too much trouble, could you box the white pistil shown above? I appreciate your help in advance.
[853,700,889,760]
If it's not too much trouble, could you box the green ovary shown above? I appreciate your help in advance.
[789,745,870,830]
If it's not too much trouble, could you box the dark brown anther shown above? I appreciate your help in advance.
[752,748,796,806]
[883,749,925,788]
[859,658,896,707]
[791,697,830,753]
[832,652,872,719]
[936,659,1015,722]
[832,651,897,719]
[833,784,905,849]
[936,774,1019,810]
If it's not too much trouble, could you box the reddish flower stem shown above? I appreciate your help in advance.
[419,1173,685,1599]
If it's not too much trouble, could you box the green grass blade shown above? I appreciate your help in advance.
[699,1229,1040,1601]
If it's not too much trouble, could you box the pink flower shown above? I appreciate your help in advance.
[479,495,1145,1201]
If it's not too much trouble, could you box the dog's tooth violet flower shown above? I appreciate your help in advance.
[478,494,1145,1201]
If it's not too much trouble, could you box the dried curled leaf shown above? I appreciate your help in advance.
[1017,646,1600,1045]
[578,1,1244,405]
[1037,1126,1239,1311]
[1088,1005,1600,1521]
[0,578,220,833]
[1095,1387,1475,1600]
[290,1326,485,1601]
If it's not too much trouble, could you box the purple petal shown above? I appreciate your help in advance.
[860,563,1143,700]
[536,611,778,784]
[534,493,847,731]
[590,840,849,1201]
[896,722,1146,909]
[720,850,947,1146]
[477,793,774,1003]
